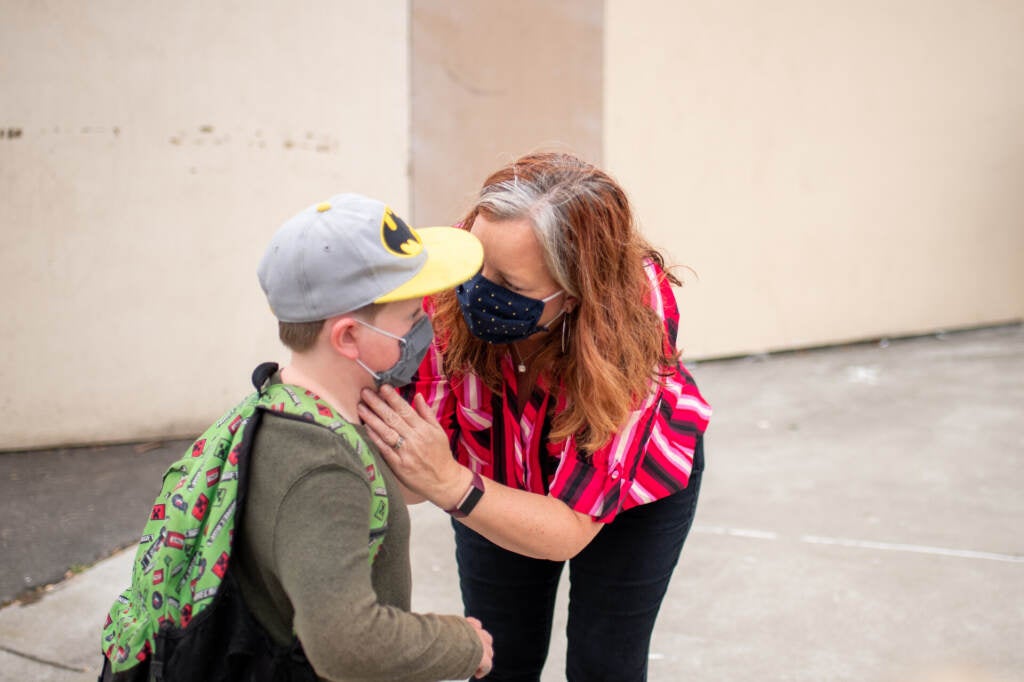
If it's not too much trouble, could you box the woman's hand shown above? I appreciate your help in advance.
[357,385,472,510]
[360,386,603,562]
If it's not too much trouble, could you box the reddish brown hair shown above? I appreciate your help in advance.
[432,152,680,451]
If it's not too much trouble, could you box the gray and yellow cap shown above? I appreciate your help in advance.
[258,193,483,322]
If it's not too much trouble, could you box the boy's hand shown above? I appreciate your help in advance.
[466,616,493,678]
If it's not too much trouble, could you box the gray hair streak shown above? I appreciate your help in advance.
[476,170,606,300]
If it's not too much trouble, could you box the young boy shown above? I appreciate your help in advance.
[101,194,492,681]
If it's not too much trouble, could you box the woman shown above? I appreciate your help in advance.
[357,152,710,681]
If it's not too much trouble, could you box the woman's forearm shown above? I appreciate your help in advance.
[443,472,603,561]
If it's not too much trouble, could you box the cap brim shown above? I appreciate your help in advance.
[374,226,483,303]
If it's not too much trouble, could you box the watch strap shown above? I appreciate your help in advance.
[446,469,485,518]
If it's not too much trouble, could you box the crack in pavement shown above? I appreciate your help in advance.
[0,643,90,673]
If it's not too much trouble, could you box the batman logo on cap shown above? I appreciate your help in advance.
[381,207,423,257]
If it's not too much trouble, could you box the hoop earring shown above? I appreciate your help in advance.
[561,312,571,354]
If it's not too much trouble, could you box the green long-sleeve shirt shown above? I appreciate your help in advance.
[233,410,481,682]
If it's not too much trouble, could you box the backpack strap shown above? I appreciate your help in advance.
[252,371,389,559]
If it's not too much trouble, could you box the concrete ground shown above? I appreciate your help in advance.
[0,324,1021,682]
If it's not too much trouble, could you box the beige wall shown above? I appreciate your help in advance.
[410,0,603,225]
[0,3,411,450]
[4,1,1022,449]
[605,0,1024,358]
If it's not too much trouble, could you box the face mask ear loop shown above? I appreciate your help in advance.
[355,358,383,388]
[355,319,402,342]
[536,290,567,334]
[353,320,399,388]
[538,308,566,334]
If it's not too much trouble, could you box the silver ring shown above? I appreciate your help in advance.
[393,436,404,451]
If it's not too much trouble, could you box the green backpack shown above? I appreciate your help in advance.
[101,363,388,674]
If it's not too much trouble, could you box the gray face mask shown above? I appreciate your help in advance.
[355,316,434,388]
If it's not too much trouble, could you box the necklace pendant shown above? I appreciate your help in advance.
[517,363,527,374]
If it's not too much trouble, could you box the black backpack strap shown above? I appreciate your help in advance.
[252,362,280,394]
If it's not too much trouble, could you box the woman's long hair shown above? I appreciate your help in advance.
[432,152,681,452]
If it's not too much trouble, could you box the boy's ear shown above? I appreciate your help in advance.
[327,317,361,360]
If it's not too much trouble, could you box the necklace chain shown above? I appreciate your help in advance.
[510,343,545,374]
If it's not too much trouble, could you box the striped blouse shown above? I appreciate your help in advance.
[409,261,711,523]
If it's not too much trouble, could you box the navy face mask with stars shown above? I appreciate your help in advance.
[456,272,564,344]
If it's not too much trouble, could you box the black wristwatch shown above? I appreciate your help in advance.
[445,470,485,518]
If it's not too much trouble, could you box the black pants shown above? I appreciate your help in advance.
[453,441,704,682]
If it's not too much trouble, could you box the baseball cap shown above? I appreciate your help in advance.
[258,193,483,322]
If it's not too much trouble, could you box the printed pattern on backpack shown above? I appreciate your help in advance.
[100,381,388,673]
